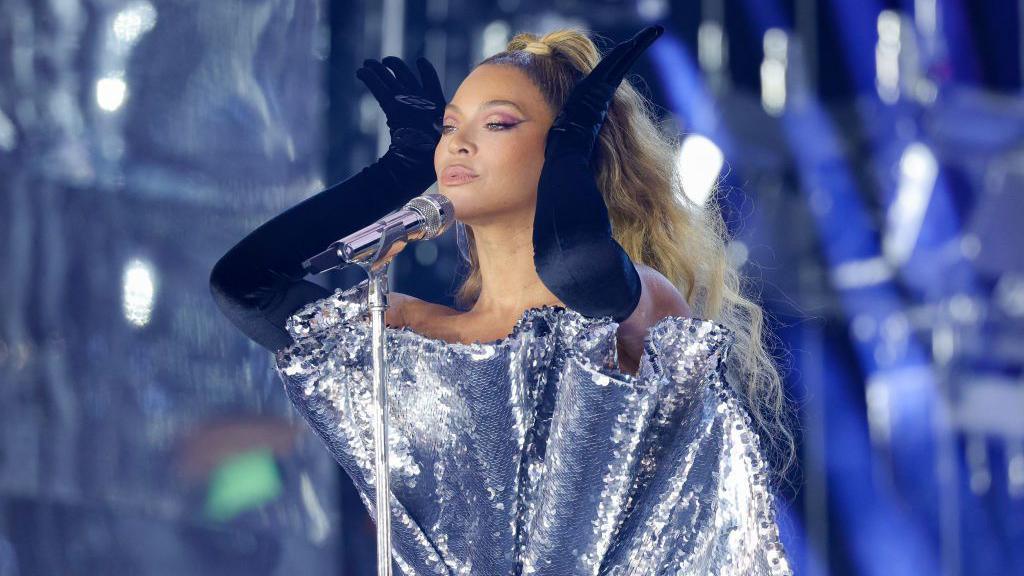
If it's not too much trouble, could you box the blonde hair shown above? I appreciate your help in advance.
[455,29,799,487]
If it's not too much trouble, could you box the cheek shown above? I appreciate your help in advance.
[498,134,546,181]
[514,149,546,195]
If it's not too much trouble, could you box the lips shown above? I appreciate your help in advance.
[442,165,479,185]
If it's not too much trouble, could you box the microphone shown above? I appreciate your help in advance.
[302,192,455,274]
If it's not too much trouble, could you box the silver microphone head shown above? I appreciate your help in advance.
[302,192,457,273]
[404,193,455,240]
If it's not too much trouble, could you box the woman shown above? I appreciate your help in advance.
[211,25,794,575]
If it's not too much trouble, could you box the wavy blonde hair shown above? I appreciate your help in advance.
[454,29,799,487]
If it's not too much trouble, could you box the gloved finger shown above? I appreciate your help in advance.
[585,25,661,89]
[608,25,663,81]
[362,59,404,93]
[586,39,633,87]
[416,57,446,105]
[355,66,392,105]
[381,56,422,92]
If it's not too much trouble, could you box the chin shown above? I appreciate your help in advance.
[445,199,489,225]
[435,190,470,219]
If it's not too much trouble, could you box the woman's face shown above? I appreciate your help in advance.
[434,64,555,227]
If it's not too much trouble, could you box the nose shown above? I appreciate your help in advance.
[446,125,476,156]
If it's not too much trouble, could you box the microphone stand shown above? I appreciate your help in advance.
[310,193,454,576]
[353,228,410,576]
[356,256,396,576]
[334,217,409,576]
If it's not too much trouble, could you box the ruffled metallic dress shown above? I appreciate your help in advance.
[274,279,792,575]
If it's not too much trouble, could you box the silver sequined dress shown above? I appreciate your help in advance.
[274,279,792,575]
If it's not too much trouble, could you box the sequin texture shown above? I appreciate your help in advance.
[275,279,792,575]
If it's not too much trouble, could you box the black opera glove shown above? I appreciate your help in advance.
[533,25,664,323]
[356,56,447,190]
[208,56,448,353]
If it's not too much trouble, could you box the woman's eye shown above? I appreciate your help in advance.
[440,122,515,135]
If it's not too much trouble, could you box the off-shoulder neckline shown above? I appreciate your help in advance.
[285,286,731,357]
[281,291,734,384]
[378,301,729,353]
[387,303,574,350]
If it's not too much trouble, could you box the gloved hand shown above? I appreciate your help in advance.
[533,25,664,322]
[356,56,447,190]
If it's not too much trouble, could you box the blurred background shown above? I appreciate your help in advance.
[1,0,1022,574]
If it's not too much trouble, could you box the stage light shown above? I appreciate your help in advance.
[96,76,127,112]
[876,10,901,104]
[123,258,156,327]
[698,21,726,77]
[761,28,788,116]
[914,0,937,39]
[832,256,894,289]
[884,142,938,266]
[676,134,724,206]
[112,2,156,45]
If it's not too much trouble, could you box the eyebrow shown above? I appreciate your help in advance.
[444,99,525,114]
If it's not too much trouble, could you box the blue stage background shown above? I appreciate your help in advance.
[0,0,1022,574]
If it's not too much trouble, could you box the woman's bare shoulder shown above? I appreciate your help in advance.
[615,264,691,374]
[638,264,691,318]
[385,292,459,329]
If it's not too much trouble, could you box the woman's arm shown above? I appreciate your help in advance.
[209,158,429,352]
[210,56,446,353]
[532,26,663,323]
